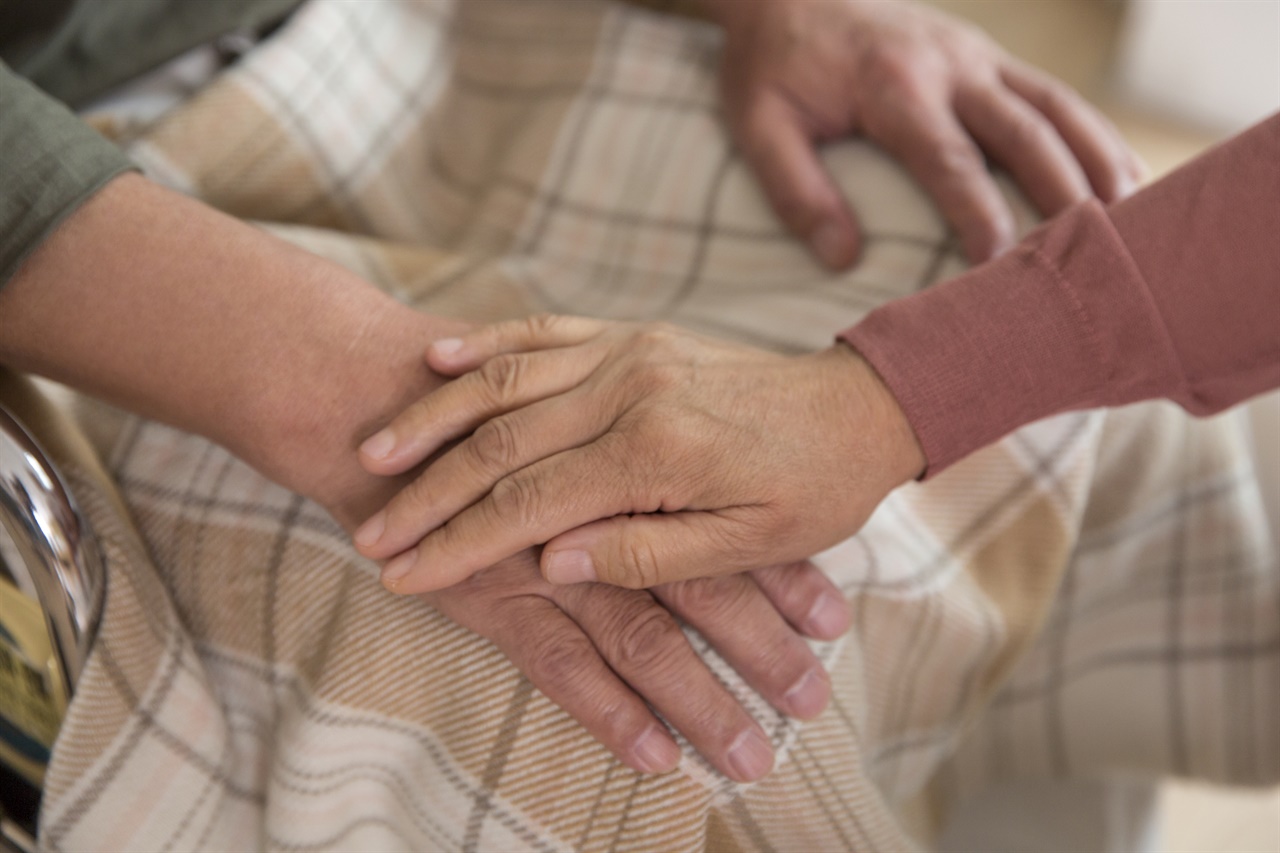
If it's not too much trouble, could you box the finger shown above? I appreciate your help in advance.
[556,582,775,782]
[735,92,861,270]
[749,562,851,641]
[866,97,1014,262]
[542,508,781,589]
[379,438,642,594]
[655,572,832,720]
[1001,62,1144,201]
[358,345,606,476]
[358,388,617,560]
[956,83,1092,217]
[429,585,682,775]
[425,314,608,375]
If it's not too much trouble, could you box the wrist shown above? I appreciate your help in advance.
[822,343,927,486]
[0,173,469,531]
[238,290,470,531]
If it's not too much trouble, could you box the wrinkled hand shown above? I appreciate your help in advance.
[354,315,925,591]
[425,552,849,782]
[705,0,1144,266]
[0,173,846,786]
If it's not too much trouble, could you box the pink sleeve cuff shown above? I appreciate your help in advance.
[841,200,1182,476]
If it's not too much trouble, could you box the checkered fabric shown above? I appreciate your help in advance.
[27,1,1277,850]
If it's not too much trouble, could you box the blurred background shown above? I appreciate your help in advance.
[927,1,1279,850]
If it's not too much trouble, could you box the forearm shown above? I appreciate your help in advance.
[0,61,136,284]
[844,113,1280,474]
[0,173,464,526]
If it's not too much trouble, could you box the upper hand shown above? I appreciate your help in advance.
[353,314,925,592]
[706,0,1144,266]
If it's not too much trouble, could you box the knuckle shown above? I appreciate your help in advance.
[1003,108,1053,151]
[614,536,664,589]
[665,575,751,620]
[525,312,559,338]
[748,632,806,682]
[526,632,598,690]
[469,416,522,472]
[929,136,986,183]
[775,568,826,619]
[478,353,526,405]
[713,510,778,566]
[489,473,543,529]
[1037,80,1080,118]
[608,605,686,672]
[862,46,930,102]
[632,322,680,354]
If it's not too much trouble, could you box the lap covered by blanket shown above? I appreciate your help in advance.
[31,1,1278,849]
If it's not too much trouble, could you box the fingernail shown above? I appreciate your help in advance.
[381,550,416,589]
[804,592,849,639]
[544,550,596,584]
[783,668,830,719]
[810,221,854,270]
[632,725,681,774]
[726,728,774,782]
[354,511,385,548]
[360,429,396,461]
[431,337,464,359]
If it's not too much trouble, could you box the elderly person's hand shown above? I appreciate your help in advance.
[425,554,849,781]
[0,175,848,785]
[354,314,925,591]
[703,0,1143,267]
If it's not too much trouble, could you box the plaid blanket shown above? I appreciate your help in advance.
[26,1,1277,849]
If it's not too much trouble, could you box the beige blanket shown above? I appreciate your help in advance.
[30,1,1278,849]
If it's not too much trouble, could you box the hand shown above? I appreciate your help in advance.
[354,315,925,592]
[426,553,850,781]
[703,0,1144,266]
[0,176,847,783]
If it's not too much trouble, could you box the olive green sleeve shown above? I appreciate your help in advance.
[0,60,135,288]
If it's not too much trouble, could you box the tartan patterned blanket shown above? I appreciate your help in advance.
[29,1,1277,849]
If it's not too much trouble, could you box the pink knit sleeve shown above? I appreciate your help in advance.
[841,113,1280,476]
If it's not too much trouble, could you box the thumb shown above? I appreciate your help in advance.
[541,509,776,589]
[735,93,861,270]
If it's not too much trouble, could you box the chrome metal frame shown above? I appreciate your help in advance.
[0,403,106,851]
[0,406,104,693]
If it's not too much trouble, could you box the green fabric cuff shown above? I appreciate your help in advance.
[0,61,136,288]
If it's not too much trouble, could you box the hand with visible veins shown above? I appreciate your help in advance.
[702,0,1144,267]
[426,554,849,781]
[0,174,850,783]
[354,314,925,592]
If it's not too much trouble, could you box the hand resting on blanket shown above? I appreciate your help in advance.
[702,0,1143,267]
[355,315,925,591]
[0,174,849,782]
